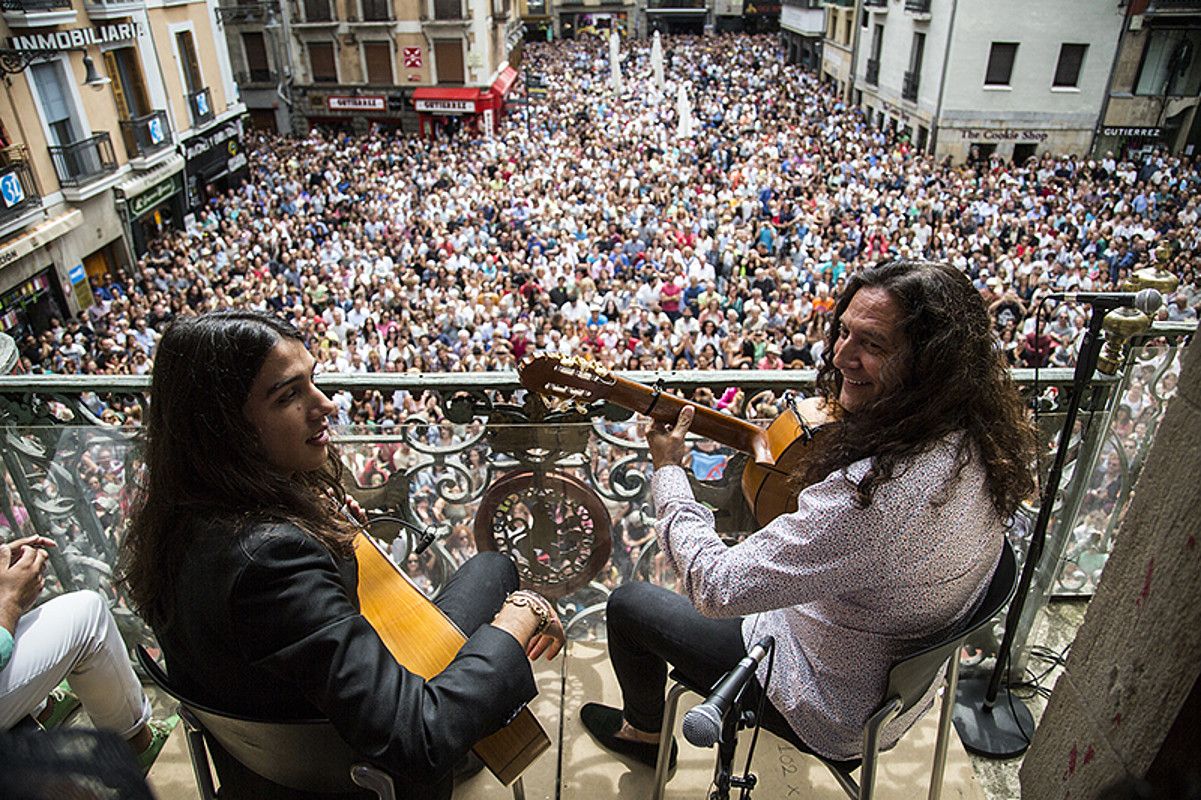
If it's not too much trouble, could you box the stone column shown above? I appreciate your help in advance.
[1020,337,1201,797]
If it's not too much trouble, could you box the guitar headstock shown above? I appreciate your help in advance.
[519,354,616,404]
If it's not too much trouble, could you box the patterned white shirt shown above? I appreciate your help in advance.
[653,432,1004,760]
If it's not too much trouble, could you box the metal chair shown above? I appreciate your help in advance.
[652,539,1018,800]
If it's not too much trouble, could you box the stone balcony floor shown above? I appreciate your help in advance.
[144,637,1004,800]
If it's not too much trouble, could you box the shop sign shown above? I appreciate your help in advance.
[403,47,423,68]
[0,209,82,269]
[959,128,1049,142]
[183,118,244,162]
[0,171,25,208]
[327,95,386,112]
[1102,126,1161,138]
[68,263,91,311]
[415,99,475,113]
[129,174,182,220]
[8,21,142,51]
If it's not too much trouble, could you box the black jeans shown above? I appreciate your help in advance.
[607,581,809,751]
[434,551,519,635]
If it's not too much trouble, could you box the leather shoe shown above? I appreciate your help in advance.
[580,703,677,771]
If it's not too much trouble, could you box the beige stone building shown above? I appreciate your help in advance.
[1094,0,1201,159]
[218,0,526,135]
[0,0,247,335]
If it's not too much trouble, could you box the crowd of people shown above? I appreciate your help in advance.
[13,32,1197,592]
[18,36,1200,403]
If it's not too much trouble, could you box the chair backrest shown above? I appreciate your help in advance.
[881,539,1018,714]
[136,646,362,794]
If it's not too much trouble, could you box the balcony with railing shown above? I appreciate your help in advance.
[645,0,707,8]
[432,0,462,18]
[1,317,1192,798]
[0,160,41,226]
[187,87,215,128]
[235,68,277,86]
[119,110,173,162]
[47,132,117,189]
[865,57,880,86]
[902,69,919,101]
[903,0,930,13]
[863,0,887,9]
[1,0,75,26]
[82,0,145,20]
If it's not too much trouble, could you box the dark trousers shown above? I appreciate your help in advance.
[434,551,519,636]
[607,581,801,748]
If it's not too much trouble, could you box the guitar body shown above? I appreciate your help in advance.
[742,397,836,525]
[353,533,550,786]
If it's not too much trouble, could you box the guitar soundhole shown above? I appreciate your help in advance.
[473,470,612,599]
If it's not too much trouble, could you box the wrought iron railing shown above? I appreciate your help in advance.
[433,0,461,18]
[863,0,887,8]
[904,0,930,11]
[902,69,919,101]
[302,0,331,20]
[0,0,72,11]
[0,322,1192,663]
[187,87,215,127]
[865,57,880,86]
[0,160,40,222]
[361,0,390,20]
[47,133,117,188]
[235,68,276,84]
[119,110,172,159]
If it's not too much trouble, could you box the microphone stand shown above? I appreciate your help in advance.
[953,307,1109,758]
[710,640,775,800]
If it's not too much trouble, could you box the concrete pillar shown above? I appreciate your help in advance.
[1020,337,1201,798]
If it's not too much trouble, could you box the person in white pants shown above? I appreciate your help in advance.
[0,536,174,771]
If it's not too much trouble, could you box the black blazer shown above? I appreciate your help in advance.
[156,519,537,799]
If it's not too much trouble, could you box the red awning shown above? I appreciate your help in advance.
[412,87,484,102]
[491,66,518,98]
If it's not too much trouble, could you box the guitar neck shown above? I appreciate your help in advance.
[606,375,774,466]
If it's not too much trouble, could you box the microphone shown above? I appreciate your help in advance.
[682,636,774,748]
[1049,288,1163,316]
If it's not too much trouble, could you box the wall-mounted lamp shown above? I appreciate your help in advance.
[0,47,111,91]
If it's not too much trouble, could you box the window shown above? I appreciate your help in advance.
[434,0,461,20]
[1053,43,1087,88]
[175,31,203,94]
[308,42,337,83]
[434,39,464,83]
[1134,29,1201,97]
[985,42,1018,86]
[870,24,883,61]
[103,47,150,119]
[303,0,331,21]
[30,61,81,146]
[243,32,271,82]
[361,0,390,21]
[909,32,925,74]
[363,42,391,84]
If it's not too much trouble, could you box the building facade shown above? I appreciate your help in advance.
[1095,0,1201,159]
[817,0,854,95]
[779,0,822,70]
[0,0,245,336]
[825,0,1125,162]
[218,0,524,135]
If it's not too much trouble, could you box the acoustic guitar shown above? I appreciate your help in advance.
[353,532,550,786]
[519,354,837,525]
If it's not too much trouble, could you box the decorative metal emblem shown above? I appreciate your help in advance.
[474,470,612,599]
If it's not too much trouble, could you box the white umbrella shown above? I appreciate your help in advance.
[651,31,665,93]
[609,31,623,95]
[676,82,694,139]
